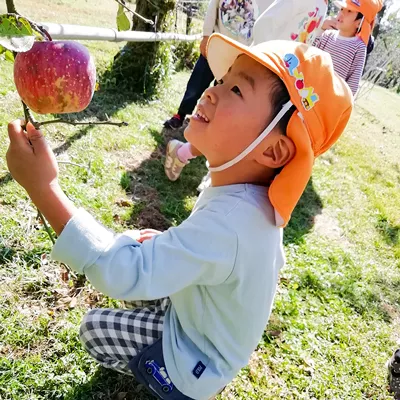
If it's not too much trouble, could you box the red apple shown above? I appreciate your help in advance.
[14,41,96,114]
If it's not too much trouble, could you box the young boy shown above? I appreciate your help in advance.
[164,0,329,182]
[6,36,352,399]
[314,0,383,96]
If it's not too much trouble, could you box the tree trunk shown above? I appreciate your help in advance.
[108,0,176,97]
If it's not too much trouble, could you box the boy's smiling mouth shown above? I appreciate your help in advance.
[192,105,210,123]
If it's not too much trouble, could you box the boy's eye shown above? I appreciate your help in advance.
[231,85,242,97]
[217,79,223,85]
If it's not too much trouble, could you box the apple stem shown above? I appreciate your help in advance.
[37,119,129,128]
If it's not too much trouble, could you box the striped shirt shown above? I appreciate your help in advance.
[314,30,367,95]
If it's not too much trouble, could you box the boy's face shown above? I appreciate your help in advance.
[184,55,277,168]
[336,8,361,33]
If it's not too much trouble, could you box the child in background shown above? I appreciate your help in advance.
[6,36,352,399]
[164,0,328,182]
[314,0,383,96]
[164,0,273,130]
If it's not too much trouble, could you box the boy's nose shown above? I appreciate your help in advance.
[204,85,218,105]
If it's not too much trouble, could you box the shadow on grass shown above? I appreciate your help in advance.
[121,124,208,230]
[284,177,323,245]
[65,367,155,400]
[121,123,323,241]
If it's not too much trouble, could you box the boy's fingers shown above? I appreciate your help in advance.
[7,119,29,147]
[26,122,48,154]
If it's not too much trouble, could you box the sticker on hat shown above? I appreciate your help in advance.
[283,54,319,111]
[352,0,361,6]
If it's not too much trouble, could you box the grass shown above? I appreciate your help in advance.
[1,1,400,399]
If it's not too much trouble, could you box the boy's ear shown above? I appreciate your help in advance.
[256,134,296,169]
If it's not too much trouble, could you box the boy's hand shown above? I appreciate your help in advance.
[322,17,338,31]
[6,119,59,197]
[137,229,162,243]
[200,36,209,58]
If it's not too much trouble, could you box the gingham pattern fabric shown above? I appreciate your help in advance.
[79,298,170,375]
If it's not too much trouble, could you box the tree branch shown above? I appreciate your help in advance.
[37,119,129,128]
[114,0,154,25]
[37,210,55,244]
[22,101,41,130]
[57,160,88,170]
[6,0,17,14]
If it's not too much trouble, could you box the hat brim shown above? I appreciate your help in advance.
[334,0,357,11]
[206,34,315,227]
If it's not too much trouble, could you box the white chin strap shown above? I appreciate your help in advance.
[207,101,293,173]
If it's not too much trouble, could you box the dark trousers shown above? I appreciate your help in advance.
[178,54,215,117]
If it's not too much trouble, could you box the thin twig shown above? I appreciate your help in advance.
[57,161,88,170]
[37,210,55,245]
[37,119,129,128]
[114,0,155,26]
[22,101,41,130]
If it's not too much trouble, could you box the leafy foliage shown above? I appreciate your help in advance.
[0,13,44,54]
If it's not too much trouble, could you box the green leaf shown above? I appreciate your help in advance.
[4,49,14,62]
[0,14,44,52]
[0,14,34,37]
[117,5,130,31]
[0,35,35,52]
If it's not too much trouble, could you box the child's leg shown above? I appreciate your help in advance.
[165,141,203,181]
[177,54,214,118]
[164,54,214,129]
[79,298,170,375]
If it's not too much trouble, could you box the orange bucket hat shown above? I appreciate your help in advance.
[206,33,353,227]
[334,0,383,45]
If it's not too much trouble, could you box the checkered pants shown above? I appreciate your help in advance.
[79,298,170,375]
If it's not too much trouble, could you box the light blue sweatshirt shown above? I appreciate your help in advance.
[52,184,285,399]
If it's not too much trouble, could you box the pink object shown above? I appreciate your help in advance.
[177,142,196,163]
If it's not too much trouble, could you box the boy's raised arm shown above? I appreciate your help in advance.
[51,208,238,300]
[6,120,237,301]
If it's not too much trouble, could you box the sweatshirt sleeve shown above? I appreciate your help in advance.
[51,208,238,300]
[346,43,367,96]
[203,0,219,36]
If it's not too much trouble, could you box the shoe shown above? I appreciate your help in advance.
[388,349,400,398]
[164,140,187,181]
[164,114,184,130]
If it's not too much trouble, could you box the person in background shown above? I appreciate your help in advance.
[313,0,383,96]
[164,0,329,182]
[164,0,273,131]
